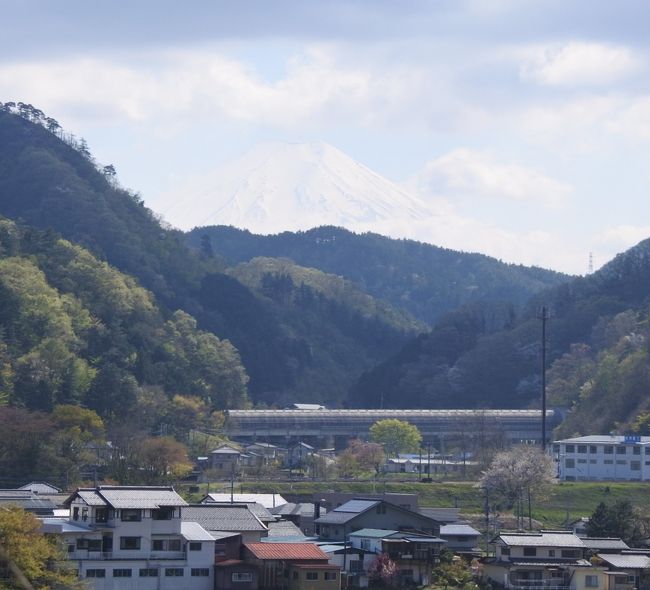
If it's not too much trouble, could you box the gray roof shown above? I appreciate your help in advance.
[349,528,399,538]
[270,502,318,517]
[316,498,438,528]
[207,502,274,523]
[498,532,585,548]
[597,554,650,569]
[183,505,267,532]
[441,524,481,537]
[203,493,287,508]
[403,536,446,544]
[76,490,107,506]
[266,520,306,539]
[580,538,629,551]
[211,445,242,455]
[181,521,216,542]
[420,507,460,523]
[96,486,187,509]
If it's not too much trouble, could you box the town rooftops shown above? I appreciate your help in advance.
[597,553,650,569]
[349,528,399,538]
[440,524,481,537]
[65,486,187,509]
[265,520,306,540]
[180,521,216,542]
[203,492,287,508]
[580,537,629,551]
[182,504,267,532]
[497,531,585,548]
[210,445,242,455]
[245,542,329,561]
[18,482,62,494]
[270,502,319,517]
[315,498,439,527]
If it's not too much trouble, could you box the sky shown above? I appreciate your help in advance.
[2,0,650,274]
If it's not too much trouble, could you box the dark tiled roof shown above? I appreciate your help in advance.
[245,542,328,561]
[580,537,629,551]
[67,486,186,509]
[183,505,267,532]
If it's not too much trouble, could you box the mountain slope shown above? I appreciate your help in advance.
[188,225,569,326]
[160,141,434,233]
[350,237,650,411]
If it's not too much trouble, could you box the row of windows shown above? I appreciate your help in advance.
[501,547,579,558]
[81,537,199,551]
[85,568,209,578]
[74,507,177,522]
[565,458,646,470]
[561,444,648,455]
[292,571,338,581]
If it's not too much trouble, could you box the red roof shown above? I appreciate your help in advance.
[245,542,329,561]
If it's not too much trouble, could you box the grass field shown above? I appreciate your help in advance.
[182,479,650,528]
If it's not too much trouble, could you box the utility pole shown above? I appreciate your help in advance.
[538,306,550,452]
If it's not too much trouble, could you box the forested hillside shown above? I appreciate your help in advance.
[350,238,650,414]
[0,105,421,404]
[188,225,569,325]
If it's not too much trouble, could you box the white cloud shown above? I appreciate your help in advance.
[597,225,650,249]
[412,148,571,208]
[520,42,641,87]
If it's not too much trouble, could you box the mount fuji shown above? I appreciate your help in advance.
[159,141,439,236]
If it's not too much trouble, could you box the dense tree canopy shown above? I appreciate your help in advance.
[369,419,422,456]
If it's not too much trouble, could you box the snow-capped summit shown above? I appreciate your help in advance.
[159,141,437,235]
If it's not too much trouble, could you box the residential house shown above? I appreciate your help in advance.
[594,551,650,590]
[243,542,340,590]
[46,486,215,590]
[348,528,445,586]
[270,502,322,535]
[318,543,374,588]
[314,492,419,514]
[0,489,57,515]
[482,531,607,590]
[182,504,269,542]
[18,481,62,494]
[209,444,243,476]
[266,519,309,542]
[581,538,630,555]
[315,498,441,542]
[439,523,482,556]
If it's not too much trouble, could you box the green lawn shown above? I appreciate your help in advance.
[181,479,650,528]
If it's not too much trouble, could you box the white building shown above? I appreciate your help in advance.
[553,435,650,481]
[42,486,215,590]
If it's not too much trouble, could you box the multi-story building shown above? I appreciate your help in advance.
[553,436,650,481]
[42,486,215,590]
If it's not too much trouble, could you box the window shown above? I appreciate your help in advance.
[565,445,575,453]
[325,571,338,580]
[604,459,613,464]
[350,560,363,573]
[561,550,578,558]
[76,539,88,550]
[73,507,79,521]
[293,571,299,580]
[361,539,371,550]
[633,446,641,455]
[306,572,319,581]
[120,509,141,522]
[95,508,108,523]
[215,544,226,556]
[616,460,627,465]
[501,547,510,556]
[119,537,141,550]
[590,445,598,454]
[565,458,575,468]
[548,550,555,557]
[87,539,101,551]
[617,446,627,455]
[523,547,537,557]
[81,507,88,521]
[86,569,105,578]
[140,568,158,577]
[604,446,614,454]
[631,461,641,471]
[232,572,253,582]
[152,507,174,520]
[578,459,587,464]
[113,569,132,577]
[191,569,210,577]
[586,575,599,587]
[189,542,202,551]
[165,568,184,577]
[152,539,181,551]
[168,539,181,551]
[577,445,587,453]
[646,447,650,455]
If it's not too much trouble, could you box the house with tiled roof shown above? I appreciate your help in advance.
[182,504,268,542]
[315,498,440,541]
[45,486,216,590]
[244,542,340,590]
[482,531,608,590]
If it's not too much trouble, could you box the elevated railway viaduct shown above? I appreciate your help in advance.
[225,409,558,450]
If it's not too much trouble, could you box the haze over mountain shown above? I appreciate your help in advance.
[161,141,440,239]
